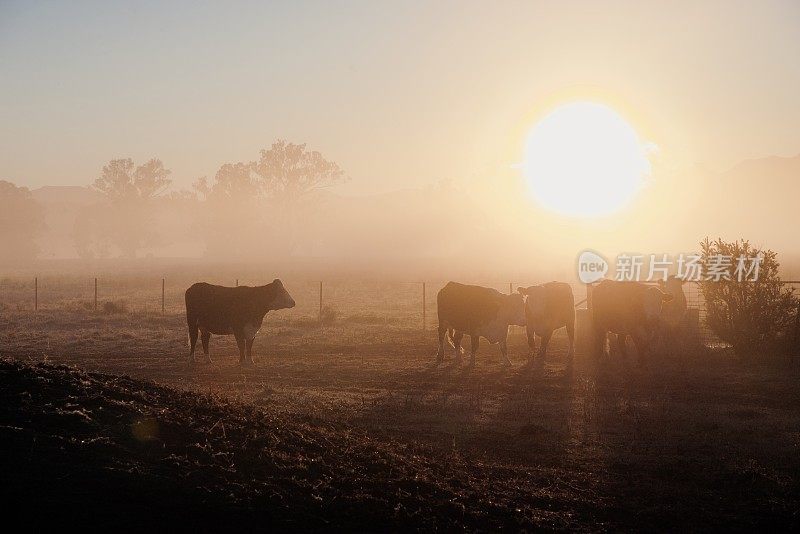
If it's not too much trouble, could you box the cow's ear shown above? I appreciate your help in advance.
[517,286,527,295]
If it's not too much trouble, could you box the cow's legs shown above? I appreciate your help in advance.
[246,337,255,364]
[632,334,648,365]
[187,320,199,364]
[235,334,247,365]
[525,326,537,361]
[436,325,447,363]
[616,333,628,360]
[664,323,683,358]
[538,329,553,360]
[664,324,676,357]
[565,319,575,360]
[654,323,666,356]
[593,327,607,359]
[671,324,684,358]
[452,331,464,364]
[500,338,511,366]
[201,330,211,363]
[469,333,479,367]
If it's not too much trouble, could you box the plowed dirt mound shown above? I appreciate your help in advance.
[0,358,588,530]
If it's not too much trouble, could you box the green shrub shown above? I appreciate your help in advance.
[699,238,797,357]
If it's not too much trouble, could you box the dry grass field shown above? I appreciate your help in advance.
[1,279,799,530]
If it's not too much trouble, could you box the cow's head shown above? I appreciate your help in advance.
[270,279,296,310]
[517,285,546,317]
[499,292,526,327]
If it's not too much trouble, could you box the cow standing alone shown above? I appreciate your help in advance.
[517,282,575,362]
[185,280,295,365]
[436,282,526,366]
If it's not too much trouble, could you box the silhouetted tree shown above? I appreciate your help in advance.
[91,158,172,257]
[254,140,346,203]
[195,141,346,258]
[94,158,171,201]
[195,162,259,202]
[193,163,265,258]
[700,237,797,357]
[254,140,346,254]
[0,181,45,264]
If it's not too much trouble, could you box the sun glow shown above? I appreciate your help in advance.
[523,102,652,217]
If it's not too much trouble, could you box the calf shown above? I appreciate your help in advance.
[185,279,295,365]
[436,282,526,366]
[517,282,575,362]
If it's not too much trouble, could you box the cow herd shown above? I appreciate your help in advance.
[184,277,687,367]
[435,279,682,367]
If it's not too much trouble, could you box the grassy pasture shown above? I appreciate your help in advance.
[1,278,799,529]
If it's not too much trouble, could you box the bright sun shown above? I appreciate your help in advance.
[523,102,652,217]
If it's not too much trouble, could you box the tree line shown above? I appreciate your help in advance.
[1,140,347,262]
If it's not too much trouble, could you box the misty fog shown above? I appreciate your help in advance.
[3,142,800,281]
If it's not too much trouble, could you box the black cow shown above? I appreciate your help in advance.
[185,279,295,365]
[436,282,526,366]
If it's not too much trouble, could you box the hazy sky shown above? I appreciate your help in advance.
[1,0,799,193]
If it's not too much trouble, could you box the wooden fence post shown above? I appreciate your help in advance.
[235,279,238,287]
[319,281,323,326]
[509,282,513,294]
[422,282,426,331]
[94,277,97,311]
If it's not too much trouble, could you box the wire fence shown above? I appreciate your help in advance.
[0,277,518,329]
[2,276,799,349]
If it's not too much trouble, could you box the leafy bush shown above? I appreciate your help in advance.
[699,238,797,356]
